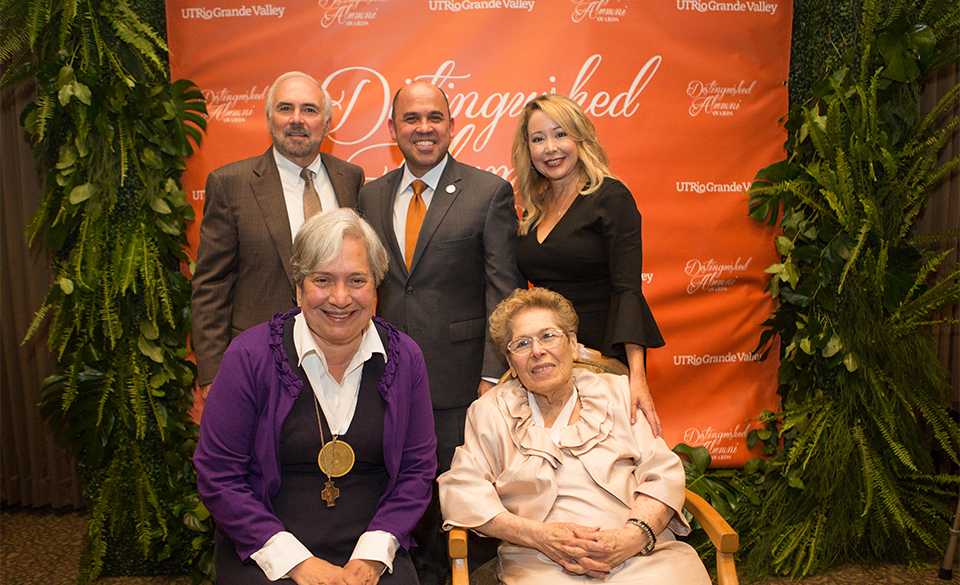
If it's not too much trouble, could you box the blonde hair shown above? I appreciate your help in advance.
[511,94,615,235]
[488,287,579,358]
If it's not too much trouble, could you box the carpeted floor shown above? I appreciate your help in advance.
[1,506,958,584]
[0,506,189,585]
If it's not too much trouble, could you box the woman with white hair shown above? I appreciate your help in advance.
[196,208,436,585]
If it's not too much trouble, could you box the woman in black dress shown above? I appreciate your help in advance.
[511,94,665,435]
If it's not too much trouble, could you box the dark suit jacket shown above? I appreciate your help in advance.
[192,148,364,385]
[358,157,526,410]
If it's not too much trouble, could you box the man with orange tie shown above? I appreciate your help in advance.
[192,71,364,398]
[358,81,525,585]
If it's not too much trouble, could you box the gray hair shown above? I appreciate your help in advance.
[291,208,388,288]
[264,71,333,122]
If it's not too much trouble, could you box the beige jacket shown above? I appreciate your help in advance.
[438,369,690,537]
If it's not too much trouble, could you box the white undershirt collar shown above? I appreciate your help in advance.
[527,385,579,444]
[292,313,386,435]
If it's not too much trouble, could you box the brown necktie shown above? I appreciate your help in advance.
[301,167,322,219]
[404,180,428,271]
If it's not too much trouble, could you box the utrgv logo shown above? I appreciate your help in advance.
[676,181,752,193]
[674,352,759,365]
[182,5,286,19]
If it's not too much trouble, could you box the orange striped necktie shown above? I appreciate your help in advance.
[404,179,428,271]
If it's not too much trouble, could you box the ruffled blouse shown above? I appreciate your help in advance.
[438,370,689,536]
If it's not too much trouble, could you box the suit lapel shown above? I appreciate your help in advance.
[251,149,296,288]
[409,159,461,274]
[321,152,357,209]
[378,170,407,278]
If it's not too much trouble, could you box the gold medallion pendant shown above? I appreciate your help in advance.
[318,440,355,478]
[312,395,355,507]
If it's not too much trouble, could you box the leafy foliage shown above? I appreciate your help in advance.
[675,444,759,523]
[788,0,861,109]
[674,444,759,573]
[741,0,960,578]
[2,0,212,582]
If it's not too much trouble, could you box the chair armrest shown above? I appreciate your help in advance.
[449,528,470,585]
[449,528,469,559]
[683,488,739,554]
[447,492,737,583]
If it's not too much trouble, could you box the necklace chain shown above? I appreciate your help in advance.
[313,394,345,507]
[313,394,337,482]
[555,188,577,217]
[551,178,586,217]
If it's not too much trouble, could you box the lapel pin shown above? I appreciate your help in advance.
[446,184,456,194]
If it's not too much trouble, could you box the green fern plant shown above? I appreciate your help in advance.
[742,0,960,578]
[2,0,212,582]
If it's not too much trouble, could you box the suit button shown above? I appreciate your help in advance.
[406,288,414,295]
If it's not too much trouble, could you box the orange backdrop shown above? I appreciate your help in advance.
[166,0,793,467]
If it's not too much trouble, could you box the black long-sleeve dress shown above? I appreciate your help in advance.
[517,178,664,362]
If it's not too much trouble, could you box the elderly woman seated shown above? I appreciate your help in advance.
[438,287,709,584]
[195,209,436,585]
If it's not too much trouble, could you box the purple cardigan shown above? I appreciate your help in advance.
[194,309,437,561]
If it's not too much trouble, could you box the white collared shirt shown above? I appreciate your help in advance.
[392,155,449,255]
[250,315,399,580]
[293,312,384,433]
[274,148,339,242]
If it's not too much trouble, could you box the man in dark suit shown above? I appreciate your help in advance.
[192,72,364,396]
[358,81,526,585]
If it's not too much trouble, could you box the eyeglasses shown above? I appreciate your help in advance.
[506,329,566,356]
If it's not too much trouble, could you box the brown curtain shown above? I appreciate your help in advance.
[917,58,960,411]
[1,81,84,508]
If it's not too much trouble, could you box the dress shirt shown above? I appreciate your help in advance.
[389,155,498,387]
[250,315,399,580]
[274,148,339,241]
[391,155,449,255]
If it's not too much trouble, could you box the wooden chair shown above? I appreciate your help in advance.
[447,346,740,585]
